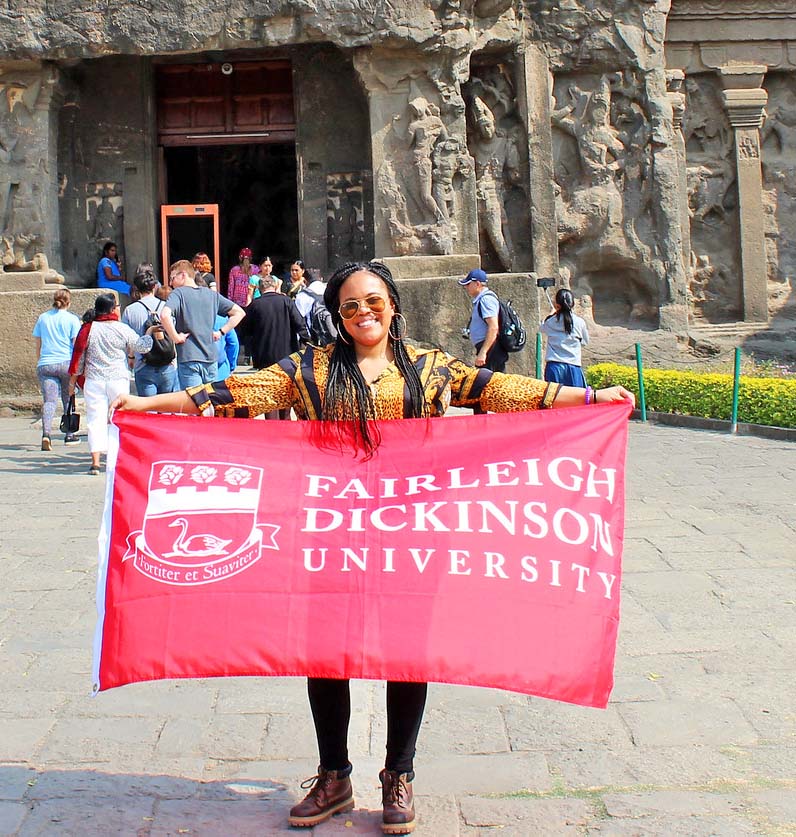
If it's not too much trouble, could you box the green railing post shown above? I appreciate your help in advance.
[730,346,741,434]
[635,343,647,422]
[535,332,542,379]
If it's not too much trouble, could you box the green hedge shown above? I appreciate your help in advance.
[586,363,796,429]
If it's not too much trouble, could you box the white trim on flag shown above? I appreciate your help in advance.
[91,421,120,695]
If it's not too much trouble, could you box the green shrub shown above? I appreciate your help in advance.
[586,363,796,429]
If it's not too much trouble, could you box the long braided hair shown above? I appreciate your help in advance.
[321,261,429,457]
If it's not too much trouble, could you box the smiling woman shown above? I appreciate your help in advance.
[109,258,634,833]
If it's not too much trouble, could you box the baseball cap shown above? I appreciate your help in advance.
[458,268,488,286]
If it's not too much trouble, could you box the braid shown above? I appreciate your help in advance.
[322,261,428,458]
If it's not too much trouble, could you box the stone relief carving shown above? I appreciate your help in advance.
[682,73,741,322]
[463,64,529,272]
[86,182,124,255]
[551,70,664,326]
[327,172,367,267]
[761,73,796,318]
[377,91,469,257]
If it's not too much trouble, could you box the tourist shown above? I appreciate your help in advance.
[111,259,634,834]
[69,293,153,475]
[122,265,178,396]
[160,259,245,389]
[458,269,507,374]
[242,272,309,412]
[541,288,590,387]
[286,259,308,298]
[227,247,259,308]
[192,253,217,290]
[96,242,131,306]
[247,256,274,305]
[214,313,240,379]
[32,288,82,450]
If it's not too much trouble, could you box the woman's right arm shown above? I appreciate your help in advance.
[111,390,199,414]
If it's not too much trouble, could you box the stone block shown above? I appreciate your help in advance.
[382,255,481,281]
[503,703,633,751]
[459,796,593,832]
[0,800,28,835]
[617,699,758,747]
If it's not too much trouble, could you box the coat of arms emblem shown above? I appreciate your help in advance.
[123,460,279,585]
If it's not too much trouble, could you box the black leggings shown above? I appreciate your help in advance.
[307,678,428,775]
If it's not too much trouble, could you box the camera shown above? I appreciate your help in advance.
[536,277,556,289]
[460,326,471,340]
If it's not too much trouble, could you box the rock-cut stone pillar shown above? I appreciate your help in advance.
[666,70,691,279]
[719,65,769,323]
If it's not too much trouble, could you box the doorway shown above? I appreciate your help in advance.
[164,143,299,285]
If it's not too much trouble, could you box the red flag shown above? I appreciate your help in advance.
[93,403,630,708]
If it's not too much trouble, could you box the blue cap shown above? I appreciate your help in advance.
[458,268,488,286]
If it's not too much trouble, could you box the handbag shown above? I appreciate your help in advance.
[59,394,80,435]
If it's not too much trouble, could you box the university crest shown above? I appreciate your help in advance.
[122,460,279,586]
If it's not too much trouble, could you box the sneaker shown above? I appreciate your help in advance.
[41,437,52,452]
[64,434,80,445]
[88,465,100,476]
[380,769,415,834]
[288,766,354,828]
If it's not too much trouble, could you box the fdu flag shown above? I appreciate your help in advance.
[93,403,631,708]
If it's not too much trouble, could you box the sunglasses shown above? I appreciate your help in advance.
[338,294,389,320]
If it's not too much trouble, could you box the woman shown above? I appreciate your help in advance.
[121,265,177,396]
[96,242,130,305]
[32,288,82,450]
[246,256,274,306]
[227,247,259,308]
[540,288,590,388]
[192,253,217,291]
[112,261,633,833]
[69,293,152,475]
[286,258,308,298]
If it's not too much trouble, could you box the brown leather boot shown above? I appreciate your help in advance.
[380,769,416,834]
[288,766,355,828]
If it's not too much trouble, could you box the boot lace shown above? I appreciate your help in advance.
[299,770,332,799]
[383,772,408,806]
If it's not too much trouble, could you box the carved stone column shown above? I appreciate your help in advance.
[514,41,559,278]
[353,47,480,279]
[666,70,691,279]
[719,65,769,323]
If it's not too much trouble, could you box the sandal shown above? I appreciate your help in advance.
[41,437,52,451]
[88,465,100,476]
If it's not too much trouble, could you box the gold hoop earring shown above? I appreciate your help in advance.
[336,325,350,345]
[389,312,408,341]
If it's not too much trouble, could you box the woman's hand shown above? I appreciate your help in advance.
[596,386,635,407]
[109,393,147,414]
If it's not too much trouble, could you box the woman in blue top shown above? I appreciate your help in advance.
[540,288,590,388]
[32,288,82,450]
[97,242,130,303]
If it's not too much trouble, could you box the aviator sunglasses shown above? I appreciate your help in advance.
[338,294,389,320]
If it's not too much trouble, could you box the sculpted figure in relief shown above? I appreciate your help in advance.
[470,96,519,271]
[431,136,472,242]
[552,83,625,184]
[761,88,796,156]
[407,96,448,224]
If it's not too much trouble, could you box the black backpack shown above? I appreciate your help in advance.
[478,291,527,353]
[305,291,337,347]
[137,300,176,366]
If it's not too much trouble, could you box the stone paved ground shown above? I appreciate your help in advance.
[0,416,795,836]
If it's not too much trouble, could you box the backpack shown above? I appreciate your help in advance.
[305,291,337,347]
[478,291,527,353]
[137,300,176,367]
